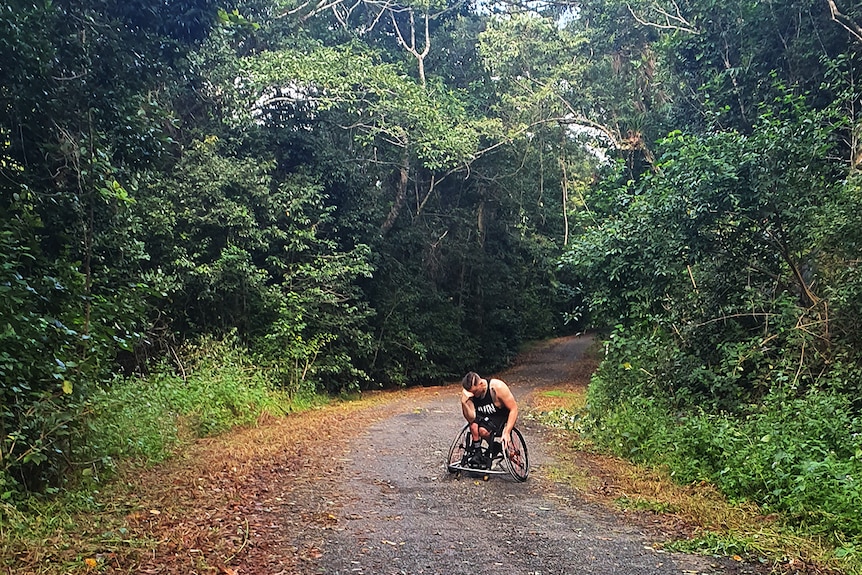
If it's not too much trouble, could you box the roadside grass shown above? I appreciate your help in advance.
[0,386,401,575]
[0,473,162,574]
[532,386,856,575]
[0,336,343,574]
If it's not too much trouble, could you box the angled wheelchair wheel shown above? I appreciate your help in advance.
[447,424,471,472]
[503,427,529,482]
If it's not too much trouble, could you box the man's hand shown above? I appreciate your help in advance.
[462,388,474,399]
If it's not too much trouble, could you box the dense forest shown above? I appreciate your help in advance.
[2,0,862,561]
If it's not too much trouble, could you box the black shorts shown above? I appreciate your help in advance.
[474,414,507,435]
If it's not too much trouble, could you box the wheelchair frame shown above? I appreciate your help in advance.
[446,423,529,482]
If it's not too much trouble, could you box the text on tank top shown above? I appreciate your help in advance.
[471,382,509,418]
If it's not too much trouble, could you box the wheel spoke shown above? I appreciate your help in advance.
[504,428,529,482]
[447,425,471,472]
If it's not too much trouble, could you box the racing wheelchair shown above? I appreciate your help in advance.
[446,424,530,482]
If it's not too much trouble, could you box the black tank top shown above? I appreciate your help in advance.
[471,381,509,420]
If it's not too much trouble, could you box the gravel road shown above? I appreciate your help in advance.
[286,335,754,575]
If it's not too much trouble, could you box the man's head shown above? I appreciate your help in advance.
[461,371,482,392]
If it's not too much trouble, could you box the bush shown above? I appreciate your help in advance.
[586,381,862,545]
[717,390,862,538]
[70,336,303,487]
[79,370,184,471]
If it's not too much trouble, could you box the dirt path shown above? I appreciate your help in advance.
[226,335,752,575]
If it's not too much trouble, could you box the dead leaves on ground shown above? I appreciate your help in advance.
[8,390,436,575]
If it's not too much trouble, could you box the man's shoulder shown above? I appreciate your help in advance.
[488,378,511,394]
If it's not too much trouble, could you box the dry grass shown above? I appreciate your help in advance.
[2,389,430,575]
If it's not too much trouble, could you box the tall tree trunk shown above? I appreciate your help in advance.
[380,151,410,234]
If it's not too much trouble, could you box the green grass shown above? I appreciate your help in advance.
[576,374,862,574]
[540,389,581,399]
[664,530,766,559]
[74,338,330,481]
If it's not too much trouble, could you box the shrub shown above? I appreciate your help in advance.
[71,335,301,487]
[586,382,862,544]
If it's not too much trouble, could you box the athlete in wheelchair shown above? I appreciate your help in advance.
[446,372,530,481]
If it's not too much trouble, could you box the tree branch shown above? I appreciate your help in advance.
[826,0,862,43]
[389,7,431,85]
[627,1,699,34]
[380,148,410,234]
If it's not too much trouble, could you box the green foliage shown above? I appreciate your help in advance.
[163,336,293,437]
[567,63,862,552]
[232,43,495,172]
[664,530,762,559]
[74,335,307,484]
[719,391,862,539]
[0,488,102,570]
[358,246,479,386]
[80,371,185,470]
[197,1,572,389]
[0,212,146,492]
[140,138,283,336]
[3,2,859,562]
[658,0,854,131]
[0,0,210,494]
[137,136,377,393]
[564,93,851,405]
[587,370,862,544]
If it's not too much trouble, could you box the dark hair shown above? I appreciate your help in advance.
[461,371,480,391]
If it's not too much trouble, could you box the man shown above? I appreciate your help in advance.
[459,371,519,469]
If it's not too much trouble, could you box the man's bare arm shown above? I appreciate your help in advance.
[460,388,476,422]
[491,379,519,441]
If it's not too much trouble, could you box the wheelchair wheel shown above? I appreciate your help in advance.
[447,424,471,472]
[503,427,529,482]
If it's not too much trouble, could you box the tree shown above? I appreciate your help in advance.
[0,0,218,489]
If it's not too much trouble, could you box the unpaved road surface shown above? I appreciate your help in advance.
[267,335,753,575]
